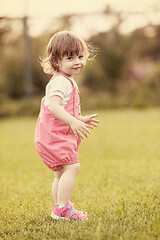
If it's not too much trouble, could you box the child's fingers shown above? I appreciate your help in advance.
[73,131,79,139]
[90,122,98,127]
[90,114,98,118]
[78,124,91,138]
[87,125,94,129]
[78,130,87,139]
[92,119,99,123]
[77,131,85,139]
[83,124,91,133]
[88,114,99,126]
[90,119,99,126]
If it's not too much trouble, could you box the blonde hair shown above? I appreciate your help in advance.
[41,31,93,75]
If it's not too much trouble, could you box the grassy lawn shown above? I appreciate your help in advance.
[0,109,160,240]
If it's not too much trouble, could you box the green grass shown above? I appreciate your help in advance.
[0,109,160,240]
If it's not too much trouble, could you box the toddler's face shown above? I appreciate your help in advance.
[58,54,86,78]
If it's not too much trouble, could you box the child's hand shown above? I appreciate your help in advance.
[70,119,91,139]
[81,114,99,128]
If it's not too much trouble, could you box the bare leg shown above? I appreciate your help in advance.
[52,168,64,205]
[57,163,80,207]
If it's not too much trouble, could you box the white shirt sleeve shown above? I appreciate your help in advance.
[48,76,71,99]
[44,76,72,107]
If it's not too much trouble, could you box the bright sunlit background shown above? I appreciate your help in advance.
[1,0,160,37]
[0,0,160,115]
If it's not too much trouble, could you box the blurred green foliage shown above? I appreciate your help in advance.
[84,30,128,93]
[0,16,160,117]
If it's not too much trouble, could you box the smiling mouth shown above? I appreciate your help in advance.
[73,67,81,70]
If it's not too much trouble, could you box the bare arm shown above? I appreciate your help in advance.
[48,95,91,139]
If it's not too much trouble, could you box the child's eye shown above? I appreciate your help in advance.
[79,55,84,59]
[67,57,73,60]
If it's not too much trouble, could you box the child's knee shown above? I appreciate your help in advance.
[64,162,80,175]
[54,168,64,179]
[74,163,80,175]
[70,163,80,175]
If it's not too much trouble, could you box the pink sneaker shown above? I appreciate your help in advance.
[51,202,88,221]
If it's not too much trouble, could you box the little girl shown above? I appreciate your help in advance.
[35,31,99,221]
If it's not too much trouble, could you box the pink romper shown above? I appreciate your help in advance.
[35,73,81,171]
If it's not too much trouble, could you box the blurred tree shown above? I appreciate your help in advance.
[141,25,160,61]
[0,18,25,99]
[84,30,127,93]
[31,35,49,95]
[0,18,11,96]
[5,36,25,99]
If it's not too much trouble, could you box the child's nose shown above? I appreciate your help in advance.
[74,57,80,64]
